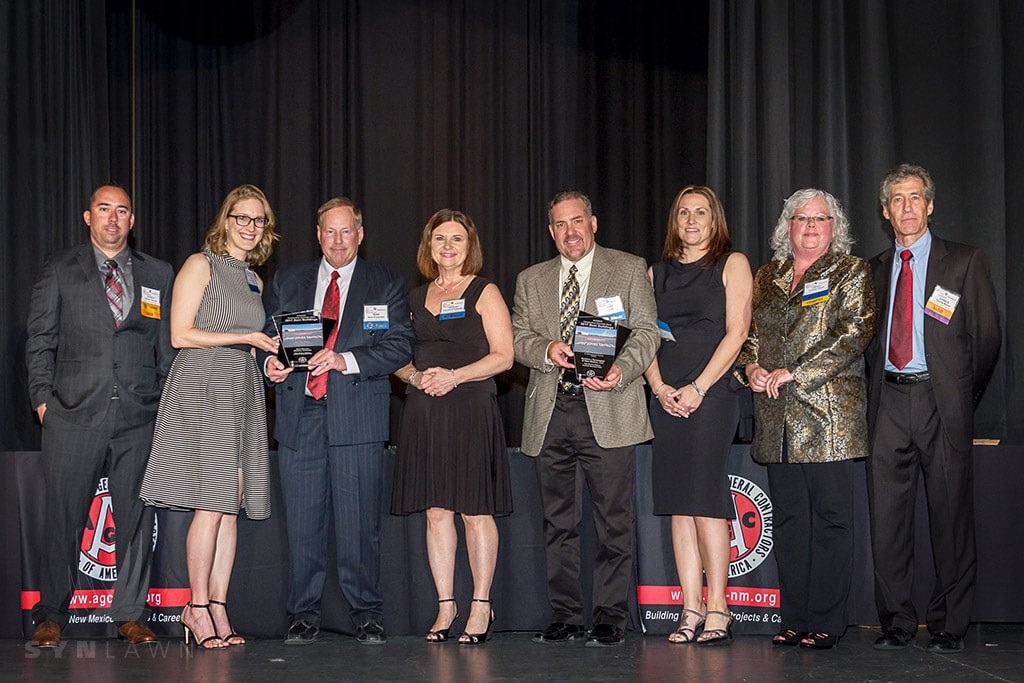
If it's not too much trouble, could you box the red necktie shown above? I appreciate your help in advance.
[888,250,913,370]
[307,270,340,399]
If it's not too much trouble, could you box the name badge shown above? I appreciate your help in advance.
[925,285,961,325]
[140,286,161,319]
[363,304,390,330]
[657,319,677,343]
[595,295,626,321]
[245,269,260,293]
[438,299,467,320]
[802,278,830,306]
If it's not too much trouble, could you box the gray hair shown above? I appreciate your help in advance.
[548,190,593,222]
[878,163,936,207]
[769,188,853,261]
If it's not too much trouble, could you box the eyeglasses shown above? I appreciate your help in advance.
[228,214,269,228]
[791,214,833,225]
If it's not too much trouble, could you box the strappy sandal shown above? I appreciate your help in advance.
[182,602,225,649]
[425,598,459,643]
[799,632,839,649]
[667,607,705,644]
[772,628,806,646]
[209,599,245,646]
[458,598,495,645]
[696,610,733,646]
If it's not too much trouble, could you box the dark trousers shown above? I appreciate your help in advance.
[867,380,976,636]
[278,397,384,627]
[33,402,155,627]
[534,394,636,630]
[767,459,854,635]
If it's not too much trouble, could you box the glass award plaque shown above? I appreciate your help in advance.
[272,310,324,371]
[572,312,631,381]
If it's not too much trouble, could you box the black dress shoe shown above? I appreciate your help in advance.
[285,620,320,645]
[356,620,387,645]
[585,623,625,648]
[533,622,587,644]
[926,631,964,653]
[873,627,913,650]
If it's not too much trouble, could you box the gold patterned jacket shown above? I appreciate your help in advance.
[737,252,876,464]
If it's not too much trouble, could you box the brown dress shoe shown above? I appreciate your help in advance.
[118,621,158,644]
[31,621,61,648]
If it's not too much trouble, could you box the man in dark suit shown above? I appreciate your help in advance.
[512,190,660,647]
[25,184,175,647]
[866,164,1001,653]
[261,197,413,646]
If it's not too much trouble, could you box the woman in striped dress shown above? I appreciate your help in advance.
[141,184,280,648]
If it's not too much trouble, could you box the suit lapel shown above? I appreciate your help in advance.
[586,245,611,312]
[875,248,895,331]
[538,257,561,339]
[923,235,949,341]
[335,257,366,350]
[77,246,118,328]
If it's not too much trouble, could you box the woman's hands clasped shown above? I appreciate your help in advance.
[655,383,703,418]
[418,367,459,397]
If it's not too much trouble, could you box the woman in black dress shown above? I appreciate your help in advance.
[643,186,752,645]
[391,209,514,645]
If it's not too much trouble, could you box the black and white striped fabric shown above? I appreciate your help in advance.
[141,250,271,519]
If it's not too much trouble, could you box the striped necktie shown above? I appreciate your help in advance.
[103,259,125,327]
[558,265,580,387]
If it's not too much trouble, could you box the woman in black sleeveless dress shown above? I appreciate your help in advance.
[644,186,752,645]
[392,210,513,645]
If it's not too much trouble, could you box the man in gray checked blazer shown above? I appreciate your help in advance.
[512,190,659,647]
[26,184,175,648]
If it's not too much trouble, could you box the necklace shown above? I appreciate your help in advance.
[434,274,470,293]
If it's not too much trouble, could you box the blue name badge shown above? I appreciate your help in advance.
[438,299,467,320]
[363,304,390,330]
[595,295,627,321]
[656,319,677,342]
[801,278,830,306]
[245,269,260,293]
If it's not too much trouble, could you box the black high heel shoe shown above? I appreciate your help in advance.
[182,602,225,649]
[209,599,245,646]
[799,632,839,649]
[425,598,460,643]
[458,598,495,645]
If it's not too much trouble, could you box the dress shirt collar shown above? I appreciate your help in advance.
[560,247,596,304]
[316,256,358,309]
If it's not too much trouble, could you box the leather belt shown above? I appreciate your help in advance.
[225,343,252,353]
[884,371,930,384]
[557,382,585,397]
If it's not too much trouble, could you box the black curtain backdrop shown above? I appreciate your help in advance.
[707,0,1022,441]
[2,0,1020,449]
[1,0,708,450]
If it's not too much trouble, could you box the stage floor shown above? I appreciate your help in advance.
[7,623,1024,682]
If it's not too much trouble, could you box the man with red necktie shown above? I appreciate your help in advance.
[866,164,1001,654]
[261,197,413,646]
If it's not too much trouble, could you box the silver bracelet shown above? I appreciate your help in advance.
[451,368,458,388]
[408,370,419,386]
[690,381,706,398]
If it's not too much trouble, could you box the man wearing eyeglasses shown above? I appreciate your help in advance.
[25,184,174,647]
[866,164,1001,653]
[259,197,413,646]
